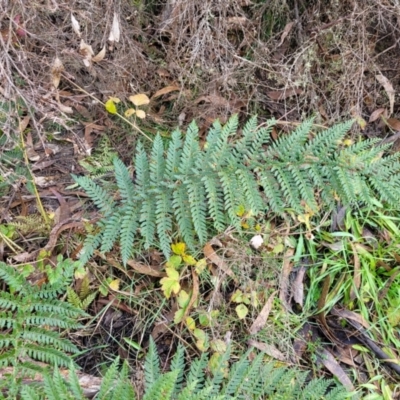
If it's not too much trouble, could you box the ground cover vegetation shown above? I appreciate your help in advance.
[1,0,400,398]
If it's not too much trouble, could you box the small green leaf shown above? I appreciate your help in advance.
[123,338,142,351]
[235,304,249,319]
[166,255,182,269]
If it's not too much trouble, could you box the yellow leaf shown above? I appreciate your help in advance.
[195,258,207,274]
[241,221,250,229]
[124,108,136,117]
[236,204,246,217]
[160,267,180,299]
[109,278,120,291]
[210,339,227,354]
[186,317,196,331]
[129,93,150,106]
[105,98,118,114]
[74,266,87,280]
[171,242,186,255]
[193,328,209,352]
[297,213,311,230]
[183,254,196,266]
[136,109,146,119]
[343,139,353,146]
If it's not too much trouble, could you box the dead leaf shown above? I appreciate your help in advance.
[92,46,106,63]
[316,348,354,391]
[108,13,120,43]
[151,306,176,339]
[278,21,295,47]
[57,101,74,114]
[386,118,400,132]
[71,14,81,37]
[267,88,303,101]
[331,307,370,329]
[247,339,286,361]
[376,74,395,116]
[135,109,146,119]
[79,40,94,68]
[203,241,237,283]
[249,291,277,335]
[129,93,150,106]
[369,108,385,122]
[51,57,64,89]
[195,94,230,108]
[126,260,166,278]
[279,248,294,309]
[292,267,306,307]
[152,85,180,99]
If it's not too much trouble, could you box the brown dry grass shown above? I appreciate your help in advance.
[1,0,399,143]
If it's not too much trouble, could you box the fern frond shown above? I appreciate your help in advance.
[144,338,161,390]
[77,115,400,260]
[150,135,166,186]
[143,370,179,400]
[96,357,122,399]
[113,157,136,201]
[72,175,115,215]
[170,343,186,396]
[119,203,139,264]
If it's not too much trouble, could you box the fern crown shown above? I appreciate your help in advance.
[74,115,400,262]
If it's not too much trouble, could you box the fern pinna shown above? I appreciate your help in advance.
[74,115,400,263]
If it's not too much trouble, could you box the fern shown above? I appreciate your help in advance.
[74,116,400,262]
[0,259,86,398]
[138,337,347,400]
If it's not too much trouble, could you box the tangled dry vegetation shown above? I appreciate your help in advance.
[2,0,400,398]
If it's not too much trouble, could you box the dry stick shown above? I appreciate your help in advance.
[61,74,153,142]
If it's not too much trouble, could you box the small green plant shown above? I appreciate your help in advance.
[74,115,400,264]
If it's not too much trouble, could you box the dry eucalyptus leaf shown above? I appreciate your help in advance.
[92,46,106,63]
[376,74,395,116]
[108,13,120,43]
[71,14,81,37]
[129,93,150,106]
[369,108,385,123]
[152,85,180,99]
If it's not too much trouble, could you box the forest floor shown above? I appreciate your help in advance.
[1,0,400,398]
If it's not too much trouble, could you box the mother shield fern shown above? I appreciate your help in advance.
[74,115,400,263]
